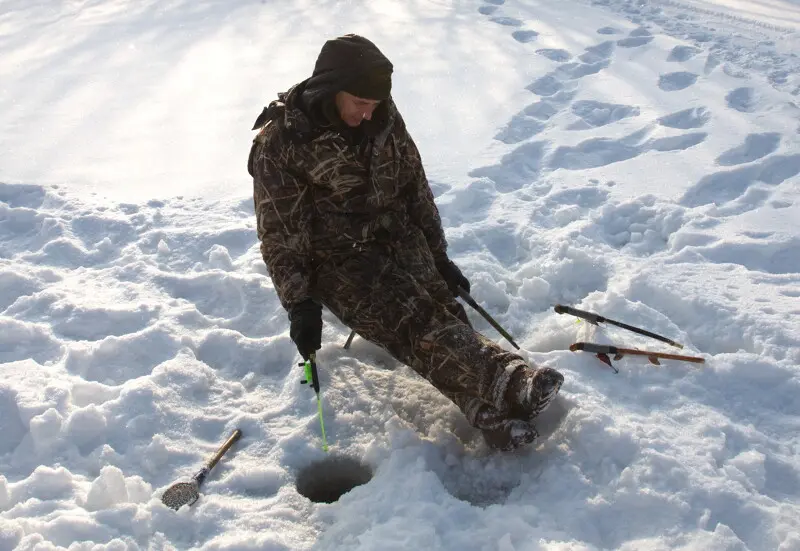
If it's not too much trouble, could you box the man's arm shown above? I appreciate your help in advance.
[252,128,314,310]
[396,115,449,263]
[395,113,472,299]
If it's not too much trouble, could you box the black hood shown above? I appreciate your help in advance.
[251,36,395,141]
[301,34,394,111]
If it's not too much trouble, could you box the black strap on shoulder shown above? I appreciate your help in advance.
[252,101,283,130]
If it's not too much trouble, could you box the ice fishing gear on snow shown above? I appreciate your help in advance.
[555,304,684,348]
[457,287,520,350]
[161,428,242,510]
[569,342,705,373]
[342,287,519,350]
[300,352,329,452]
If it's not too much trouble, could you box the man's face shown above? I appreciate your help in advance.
[334,91,381,128]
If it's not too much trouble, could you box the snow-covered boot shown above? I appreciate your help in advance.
[474,405,539,452]
[482,419,539,451]
[506,366,564,421]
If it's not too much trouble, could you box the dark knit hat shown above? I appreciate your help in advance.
[297,34,394,132]
[343,66,392,100]
[305,34,393,102]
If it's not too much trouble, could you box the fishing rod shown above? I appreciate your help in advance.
[344,287,519,350]
[300,352,329,452]
[555,304,683,348]
[570,342,705,372]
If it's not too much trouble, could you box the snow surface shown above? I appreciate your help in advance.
[1,0,799,549]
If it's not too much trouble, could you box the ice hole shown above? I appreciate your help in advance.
[295,456,372,503]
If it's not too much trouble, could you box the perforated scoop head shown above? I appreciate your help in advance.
[161,481,199,510]
[160,429,241,511]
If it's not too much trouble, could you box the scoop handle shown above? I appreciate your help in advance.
[206,429,242,471]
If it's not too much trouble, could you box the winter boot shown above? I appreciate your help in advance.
[482,419,540,452]
[474,405,539,452]
[506,366,564,421]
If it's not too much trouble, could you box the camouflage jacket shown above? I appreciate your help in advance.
[249,87,449,310]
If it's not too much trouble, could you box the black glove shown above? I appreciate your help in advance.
[436,259,470,297]
[289,299,322,360]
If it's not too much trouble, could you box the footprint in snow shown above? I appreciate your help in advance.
[491,16,523,27]
[536,49,572,62]
[726,87,757,113]
[525,93,574,118]
[680,154,800,208]
[527,75,567,96]
[540,42,614,81]
[517,39,620,141]
[494,116,545,144]
[658,72,698,91]
[716,133,781,166]
[617,36,654,48]
[579,41,615,64]
[438,179,496,225]
[549,127,706,170]
[494,91,575,144]
[512,30,539,43]
[629,27,653,37]
[658,107,711,129]
[742,230,775,240]
[667,45,701,62]
[478,0,505,15]
[568,100,640,130]
[469,141,548,193]
[648,133,707,152]
[555,60,610,80]
[526,40,615,98]
[617,27,654,48]
[597,27,620,35]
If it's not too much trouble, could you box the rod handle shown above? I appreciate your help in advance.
[457,287,520,350]
[207,429,242,471]
[555,304,602,324]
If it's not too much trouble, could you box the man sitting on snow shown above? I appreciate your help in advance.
[248,34,564,451]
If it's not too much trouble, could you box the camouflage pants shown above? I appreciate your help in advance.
[315,228,527,428]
